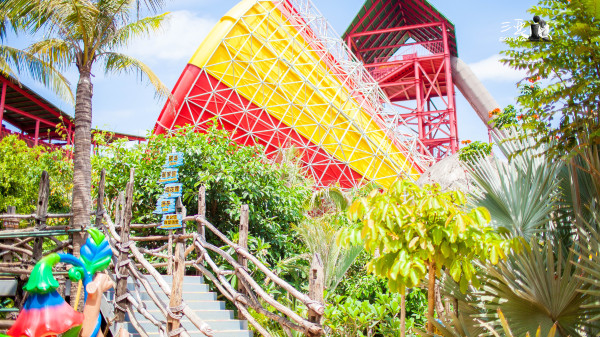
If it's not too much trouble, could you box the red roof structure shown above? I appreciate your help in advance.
[344,0,459,159]
[0,74,145,148]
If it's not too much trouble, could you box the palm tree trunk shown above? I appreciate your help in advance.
[72,68,93,229]
[427,261,436,333]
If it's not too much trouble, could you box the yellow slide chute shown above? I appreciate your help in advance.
[187,0,423,187]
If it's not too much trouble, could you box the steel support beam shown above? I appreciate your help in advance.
[34,120,40,146]
[3,105,58,127]
[358,39,443,53]
[348,21,443,39]
[441,22,458,153]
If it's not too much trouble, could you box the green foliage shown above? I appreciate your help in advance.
[343,180,506,293]
[335,251,388,301]
[92,125,311,262]
[295,212,362,293]
[501,0,600,155]
[325,292,425,337]
[457,141,492,163]
[465,127,564,240]
[0,135,72,215]
[475,241,599,336]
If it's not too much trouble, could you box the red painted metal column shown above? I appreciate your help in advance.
[415,59,424,155]
[0,81,6,126]
[34,120,40,146]
[67,124,72,146]
[441,22,458,153]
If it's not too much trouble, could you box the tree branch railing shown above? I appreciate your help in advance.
[1,168,325,337]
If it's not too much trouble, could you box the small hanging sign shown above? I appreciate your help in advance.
[159,213,183,230]
[155,148,185,230]
[158,168,179,184]
[161,183,183,199]
[164,151,184,168]
[153,197,176,214]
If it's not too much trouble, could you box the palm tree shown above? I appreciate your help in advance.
[3,0,169,228]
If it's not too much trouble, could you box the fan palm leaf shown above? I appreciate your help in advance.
[465,127,563,239]
[475,240,600,336]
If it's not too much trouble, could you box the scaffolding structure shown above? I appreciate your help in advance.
[344,0,459,159]
[155,0,434,189]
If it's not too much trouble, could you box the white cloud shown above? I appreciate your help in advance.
[468,54,528,82]
[125,10,217,62]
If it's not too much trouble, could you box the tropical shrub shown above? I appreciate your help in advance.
[457,141,492,163]
[325,291,426,337]
[92,125,312,261]
[343,180,508,331]
[0,135,72,215]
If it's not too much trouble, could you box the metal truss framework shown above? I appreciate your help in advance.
[155,0,434,189]
[344,0,459,159]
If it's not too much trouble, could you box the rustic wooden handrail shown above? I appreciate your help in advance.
[197,217,326,316]
[0,169,325,337]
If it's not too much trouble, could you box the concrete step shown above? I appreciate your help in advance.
[113,274,251,337]
[143,309,235,320]
[129,331,253,337]
[132,317,248,331]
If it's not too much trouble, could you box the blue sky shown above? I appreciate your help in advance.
[8,0,537,143]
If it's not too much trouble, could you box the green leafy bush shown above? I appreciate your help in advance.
[325,290,426,336]
[457,141,492,163]
[0,135,72,215]
[92,124,312,261]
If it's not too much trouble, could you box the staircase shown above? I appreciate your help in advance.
[107,275,253,337]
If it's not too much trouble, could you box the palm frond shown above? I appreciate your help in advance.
[307,186,350,213]
[105,12,168,49]
[295,216,362,292]
[0,44,73,104]
[476,240,600,336]
[100,51,169,98]
[465,127,563,239]
[28,38,75,69]
[572,208,600,324]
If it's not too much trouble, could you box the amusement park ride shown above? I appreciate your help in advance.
[0,1,504,336]
[343,0,459,159]
[0,0,499,188]
[153,0,498,189]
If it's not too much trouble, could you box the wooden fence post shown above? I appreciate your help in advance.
[167,230,174,275]
[33,171,50,261]
[2,206,16,263]
[167,197,186,337]
[95,168,106,228]
[3,206,17,230]
[237,204,249,294]
[308,253,324,331]
[197,184,206,238]
[115,168,134,322]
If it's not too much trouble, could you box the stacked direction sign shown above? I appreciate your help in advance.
[154,151,184,230]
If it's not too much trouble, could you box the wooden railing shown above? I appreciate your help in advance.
[0,168,325,337]
[100,169,325,337]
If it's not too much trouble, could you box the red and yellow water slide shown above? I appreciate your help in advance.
[154,0,432,189]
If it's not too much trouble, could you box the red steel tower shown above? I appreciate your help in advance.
[344,0,458,160]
